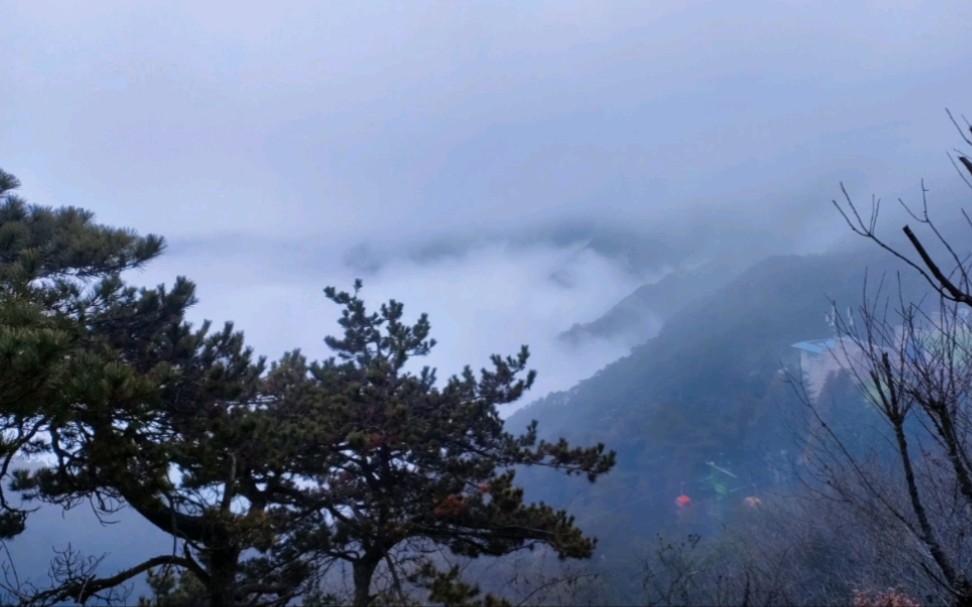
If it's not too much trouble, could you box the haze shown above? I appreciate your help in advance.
[5,1,972,403]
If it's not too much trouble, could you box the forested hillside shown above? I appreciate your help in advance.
[507,246,933,604]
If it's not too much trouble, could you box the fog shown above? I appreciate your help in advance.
[5,1,972,404]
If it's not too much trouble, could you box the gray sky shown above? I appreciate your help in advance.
[5,1,972,401]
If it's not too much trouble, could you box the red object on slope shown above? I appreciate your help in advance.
[675,495,692,507]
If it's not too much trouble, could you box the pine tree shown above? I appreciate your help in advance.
[255,282,616,606]
[0,167,165,539]
[0,170,615,606]
[0,170,300,606]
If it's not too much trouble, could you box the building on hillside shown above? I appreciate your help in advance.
[791,337,868,403]
[792,313,972,404]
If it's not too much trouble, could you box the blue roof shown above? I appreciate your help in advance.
[792,339,840,355]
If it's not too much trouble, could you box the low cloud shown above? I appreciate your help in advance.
[136,235,649,411]
[9,0,972,412]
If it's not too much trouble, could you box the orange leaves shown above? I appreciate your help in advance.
[434,494,468,518]
[433,483,490,517]
[852,588,921,607]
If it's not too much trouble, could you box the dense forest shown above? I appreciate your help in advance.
[3,128,972,607]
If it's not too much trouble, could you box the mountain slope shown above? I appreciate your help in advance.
[559,262,741,348]
[506,245,930,602]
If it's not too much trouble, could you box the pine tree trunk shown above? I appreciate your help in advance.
[352,557,379,607]
[207,547,241,607]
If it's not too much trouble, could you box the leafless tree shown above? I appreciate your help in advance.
[802,110,972,607]
[0,543,147,606]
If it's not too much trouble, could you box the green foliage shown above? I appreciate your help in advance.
[0,170,293,606]
[0,168,162,292]
[408,563,512,607]
[0,170,615,606]
[139,567,208,607]
[256,281,616,605]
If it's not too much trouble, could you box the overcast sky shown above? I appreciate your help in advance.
[5,1,972,402]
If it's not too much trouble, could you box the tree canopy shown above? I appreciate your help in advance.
[258,282,615,606]
[0,169,615,607]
